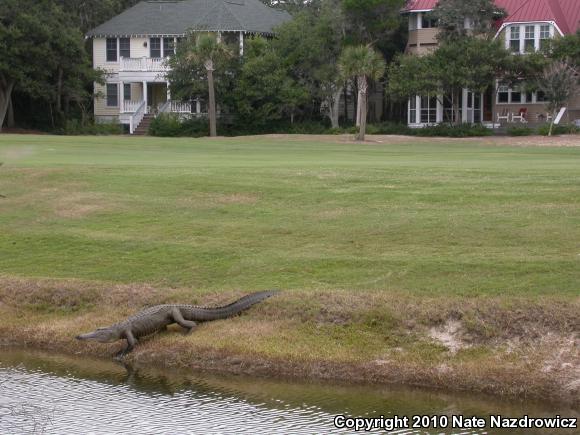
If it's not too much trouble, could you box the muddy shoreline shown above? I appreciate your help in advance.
[0,277,578,407]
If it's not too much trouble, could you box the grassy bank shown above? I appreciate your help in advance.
[0,134,578,404]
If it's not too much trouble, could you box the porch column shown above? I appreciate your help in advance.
[196,99,201,114]
[120,81,125,113]
[436,94,443,123]
[461,88,468,123]
[239,32,244,56]
[143,81,148,110]
[166,82,171,102]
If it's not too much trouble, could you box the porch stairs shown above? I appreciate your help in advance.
[133,114,155,136]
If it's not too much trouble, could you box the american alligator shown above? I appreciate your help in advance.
[76,290,278,359]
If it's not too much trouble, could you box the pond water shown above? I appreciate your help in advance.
[0,348,577,434]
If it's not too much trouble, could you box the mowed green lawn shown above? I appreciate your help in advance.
[1,134,579,297]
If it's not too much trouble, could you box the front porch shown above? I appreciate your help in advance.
[408,89,487,127]
[118,81,207,134]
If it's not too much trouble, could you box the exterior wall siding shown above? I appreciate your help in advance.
[129,37,149,59]
[94,82,120,118]
[130,83,143,101]
[93,38,119,73]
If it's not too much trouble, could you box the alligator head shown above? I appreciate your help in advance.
[76,327,121,343]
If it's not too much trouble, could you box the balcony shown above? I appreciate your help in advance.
[120,57,169,72]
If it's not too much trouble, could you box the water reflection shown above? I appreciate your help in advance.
[0,348,577,434]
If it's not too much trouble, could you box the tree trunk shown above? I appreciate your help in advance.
[355,87,362,127]
[343,87,348,122]
[548,110,556,136]
[205,60,217,137]
[353,81,358,126]
[326,86,343,129]
[491,85,498,130]
[453,89,461,125]
[356,76,368,142]
[0,79,15,133]
[56,67,63,113]
[7,95,15,128]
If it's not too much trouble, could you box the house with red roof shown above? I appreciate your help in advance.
[401,0,579,127]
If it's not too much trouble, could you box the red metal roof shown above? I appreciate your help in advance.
[402,0,580,34]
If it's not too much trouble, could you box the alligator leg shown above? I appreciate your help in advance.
[115,330,137,360]
[171,308,198,335]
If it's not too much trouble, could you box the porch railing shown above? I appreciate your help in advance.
[120,57,169,72]
[129,100,147,134]
[122,100,144,113]
[159,100,171,114]
[170,101,192,113]
[159,101,194,114]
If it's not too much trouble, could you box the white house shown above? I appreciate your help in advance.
[86,0,290,133]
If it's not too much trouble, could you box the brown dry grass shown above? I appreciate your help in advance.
[255,134,580,147]
[0,276,578,405]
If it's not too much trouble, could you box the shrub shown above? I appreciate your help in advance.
[63,119,123,135]
[506,126,534,136]
[414,124,492,137]
[366,122,413,135]
[358,123,492,137]
[536,124,580,136]
[149,114,209,137]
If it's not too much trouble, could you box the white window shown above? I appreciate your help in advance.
[422,13,438,29]
[498,84,509,103]
[420,96,437,123]
[511,86,522,103]
[497,84,548,104]
[536,91,548,102]
[409,97,417,123]
[409,13,418,31]
[119,38,130,58]
[106,83,118,107]
[509,26,520,53]
[163,38,175,57]
[524,25,535,52]
[539,25,551,49]
[150,37,161,57]
[106,38,117,62]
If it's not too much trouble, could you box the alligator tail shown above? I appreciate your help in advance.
[191,290,279,321]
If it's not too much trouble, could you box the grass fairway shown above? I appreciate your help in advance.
[0,134,579,403]
[1,134,579,295]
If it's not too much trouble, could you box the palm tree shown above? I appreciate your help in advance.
[187,34,232,137]
[338,45,385,141]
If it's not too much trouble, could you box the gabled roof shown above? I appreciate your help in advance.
[402,0,580,35]
[86,0,291,38]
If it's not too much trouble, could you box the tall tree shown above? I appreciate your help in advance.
[432,0,506,41]
[342,0,404,45]
[537,61,578,136]
[174,34,233,137]
[234,38,308,126]
[339,45,385,141]
[546,31,580,67]
[272,1,346,127]
[0,0,102,131]
[0,0,55,131]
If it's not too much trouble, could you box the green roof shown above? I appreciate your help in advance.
[86,0,291,37]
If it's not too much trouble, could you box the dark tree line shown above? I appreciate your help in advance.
[0,0,140,131]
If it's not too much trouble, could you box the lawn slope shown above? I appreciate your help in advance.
[0,134,578,404]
